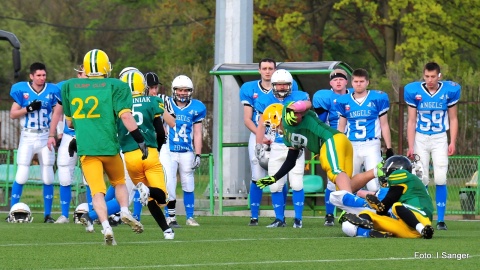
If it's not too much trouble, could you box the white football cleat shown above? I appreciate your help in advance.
[54,215,70,224]
[102,227,117,246]
[186,217,200,226]
[164,228,175,240]
[120,211,144,233]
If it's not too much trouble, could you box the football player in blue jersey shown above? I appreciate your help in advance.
[404,62,461,231]
[8,62,59,223]
[164,75,207,226]
[312,68,350,226]
[240,58,300,226]
[254,69,309,228]
[240,58,275,226]
[337,68,393,192]
[47,65,87,223]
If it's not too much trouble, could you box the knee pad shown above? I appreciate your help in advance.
[41,165,54,185]
[57,166,73,186]
[342,221,358,237]
[329,190,348,207]
[289,176,304,191]
[326,180,336,191]
[433,169,447,185]
[269,179,285,193]
[14,165,30,185]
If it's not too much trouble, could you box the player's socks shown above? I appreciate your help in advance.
[292,189,304,220]
[88,199,121,220]
[11,182,24,206]
[164,206,169,218]
[43,184,54,217]
[167,200,176,217]
[342,192,367,208]
[105,186,115,201]
[132,191,142,221]
[356,227,371,237]
[147,200,169,231]
[85,186,93,211]
[324,188,335,216]
[249,182,262,219]
[59,185,71,217]
[282,184,288,214]
[436,185,447,222]
[271,192,285,221]
[183,191,195,219]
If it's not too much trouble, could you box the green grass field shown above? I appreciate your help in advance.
[0,214,479,269]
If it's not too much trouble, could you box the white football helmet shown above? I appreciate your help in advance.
[74,203,89,224]
[271,69,293,98]
[8,202,33,223]
[171,75,193,102]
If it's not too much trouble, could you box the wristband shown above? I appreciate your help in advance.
[130,128,145,143]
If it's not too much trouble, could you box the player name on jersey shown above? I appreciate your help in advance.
[419,102,444,109]
[348,110,372,117]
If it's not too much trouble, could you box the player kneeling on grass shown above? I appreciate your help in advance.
[256,102,386,220]
[341,155,435,239]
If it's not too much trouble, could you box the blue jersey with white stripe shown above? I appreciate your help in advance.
[56,80,76,136]
[404,81,461,135]
[168,99,207,152]
[312,89,349,129]
[336,90,390,141]
[10,82,59,131]
[239,79,299,126]
[254,91,310,143]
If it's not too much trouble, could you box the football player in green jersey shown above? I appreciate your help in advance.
[344,155,435,239]
[61,49,148,245]
[118,70,174,239]
[256,102,382,193]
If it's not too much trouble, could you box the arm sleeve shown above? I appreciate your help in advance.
[379,185,404,215]
[273,149,300,180]
[154,116,165,150]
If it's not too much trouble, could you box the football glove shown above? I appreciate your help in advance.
[385,148,394,159]
[26,100,42,112]
[256,175,277,189]
[135,182,150,206]
[138,142,149,160]
[68,138,77,157]
[284,107,298,126]
[255,144,265,160]
[192,154,201,170]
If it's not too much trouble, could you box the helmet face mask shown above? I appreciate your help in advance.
[171,75,193,103]
[83,49,112,78]
[8,202,33,223]
[263,103,284,131]
[74,203,89,224]
[271,69,293,99]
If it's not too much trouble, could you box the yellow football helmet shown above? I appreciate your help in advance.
[83,49,112,77]
[262,103,284,129]
[120,70,147,95]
